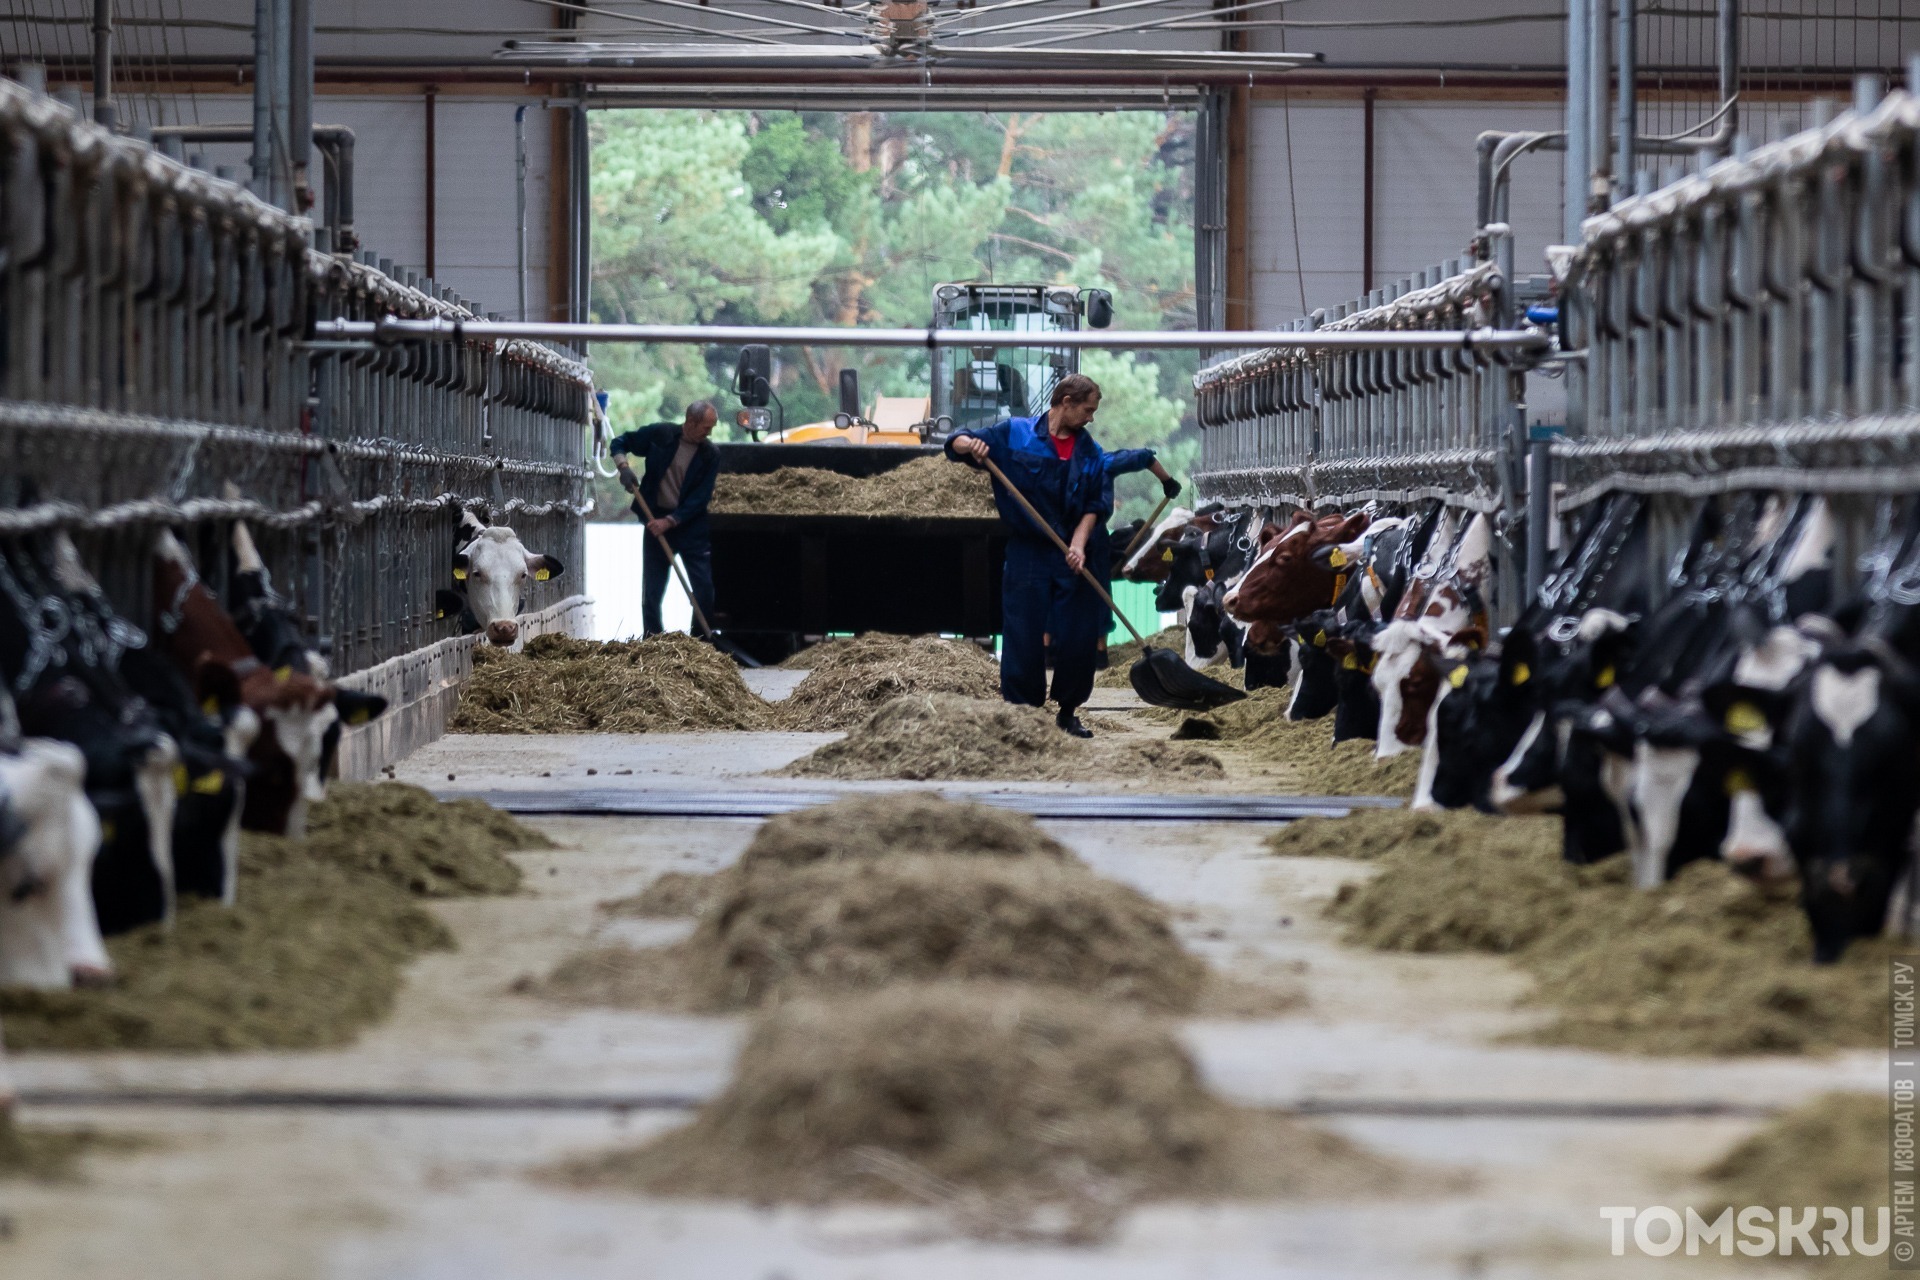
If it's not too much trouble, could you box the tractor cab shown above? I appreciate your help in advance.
[931,283,1112,436]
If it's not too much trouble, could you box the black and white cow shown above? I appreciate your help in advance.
[0,686,111,989]
[439,511,568,648]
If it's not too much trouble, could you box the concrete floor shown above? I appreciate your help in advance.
[0,729,1867,1279]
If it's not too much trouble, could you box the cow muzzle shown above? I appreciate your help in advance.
[485,619,520,646]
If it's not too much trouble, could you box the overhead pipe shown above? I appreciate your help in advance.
[313,316,1556,355]
[515,104,530,323]
[1615,0,1636,197]
[151,123,355,251]
[289,0,312,211]
[251,0,272,196]
[90,0,113,128]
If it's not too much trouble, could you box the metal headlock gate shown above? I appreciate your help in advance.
[0,76,595,770]
[1193,69,1920,619]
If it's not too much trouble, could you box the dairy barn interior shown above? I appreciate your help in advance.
[0,0,1917,1275]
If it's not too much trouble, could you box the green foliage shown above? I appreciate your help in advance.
[589,108,1199,502]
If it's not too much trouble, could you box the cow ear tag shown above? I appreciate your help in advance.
[274,665,292,682]
[202,696,221,716]
[1328,547,1347,568]
[192,769,225,795]
[1724,701,1767,735]
[1510,662,1531,686]
[1341,653,1358,670]
[535,567,551,581]
[1595,664,1616,689]
[172,764,189,795]
[1313,629,1327,647]
[1204,568,1215,581]
[1723,767,1754,795]
[349,707,371,725]
[453,567,468,581]
[1448,664,1469,689]
[1161,548,1174,563]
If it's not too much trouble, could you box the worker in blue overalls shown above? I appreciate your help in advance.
[946,373,1114,738]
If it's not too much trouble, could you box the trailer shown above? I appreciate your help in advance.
[707,442,1007,665]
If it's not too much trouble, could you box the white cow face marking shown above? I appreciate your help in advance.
[1721,788,1795,882]
[1409,680,1451,811]
[131,737,180,924]
[1630,742,1698,890]
[1490,711,1550,813]
[1121,507,1194,578]
[0,740,109,989]
[1780,497,1836,584]
[1732,625,1822,693]
[268,701,340,839]
[1810,665,1881,748]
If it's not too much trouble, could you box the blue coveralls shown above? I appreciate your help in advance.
[1094,447,1159,644]
[945,414,1114,715]
[610,423,720,636]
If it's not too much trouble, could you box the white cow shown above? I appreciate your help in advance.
[0,738,111,989]
[451,512,567,648]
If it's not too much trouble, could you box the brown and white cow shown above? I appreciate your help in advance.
[1370,511,1494,759]
[1222,509,1372,636]
[153,531,334,840]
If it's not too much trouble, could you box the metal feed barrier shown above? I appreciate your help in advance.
[0,75,595,772]
[1193,72,1920,612]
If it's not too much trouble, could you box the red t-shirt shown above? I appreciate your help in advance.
[1047,430,1075,461]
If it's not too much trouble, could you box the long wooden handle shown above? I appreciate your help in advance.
[1122,494,1172,561]
[976,454,1147,647]
[630,488,716,637]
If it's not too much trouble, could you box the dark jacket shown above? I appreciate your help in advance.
[943,412,1113,550]
[611,423,721,549]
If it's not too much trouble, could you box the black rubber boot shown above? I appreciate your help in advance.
[1056,708,1093,739]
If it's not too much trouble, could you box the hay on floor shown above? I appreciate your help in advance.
[712,455,995,518]
[306,782,541,896]
[608,793,1076,921]
[1156,688,1418,797]
[1702,1092,1886,1252]
[0,785,536,1052]
[1319,809,1889,1055]
[786,694,1226,783]
[547,982,1401,1236]
[450,632,772,733]
[776,634,1002,731]
[0,1113,140,1182]
[549,854,1209,1013]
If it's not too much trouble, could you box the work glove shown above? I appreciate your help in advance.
[615,460,639,494]
[1161,476,1182,500]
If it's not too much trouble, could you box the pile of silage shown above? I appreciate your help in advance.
[611,792,1075,919]
[1703,1092,1885,1276]
[0,1113,135,1182]
[776,633,1003,731]
[712,456,995,518]
[1319,809,1887,1055]
[1162,687,1419,797]
[548,982,1399,1230]
[549,855,1208,1013]
[306,781,542,895]
[450,631,772,733]
[1268,808,1560,863]
[786,693,1226,783]
[0,785,540,1052]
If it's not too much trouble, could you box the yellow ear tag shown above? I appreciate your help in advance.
[274,665,292,682]
[1723,767,1754,795]
[100,819,117,844]
[1313,629,1327,647]
[1328,547,1347,568]
[172,764,189,795]
[1341,653,1358,670]
[349,708,371,725]
[435,609,447,620]
[1204,568,1215,581]
[1595,664,1616,690]
[1511,662,1531,686]
[453,567,468,581]
[1448,664,1469,688]
[192,769,225,795]
[1161,548,1175,563]
[535,568,551,581]
[202,696,221,716]
[1724,701,1767,736]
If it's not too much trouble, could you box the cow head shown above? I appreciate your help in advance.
[452,523,566,647]
[0,738,110,989]
[1182,579,1244,670]
[1223,509,1368,627]
[1118,506,1196,582]
[1782,648,1920,962]
[1425,632,1539,812]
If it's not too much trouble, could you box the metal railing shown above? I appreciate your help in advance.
[1192,259,1517,514]
[0,75,593,680]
